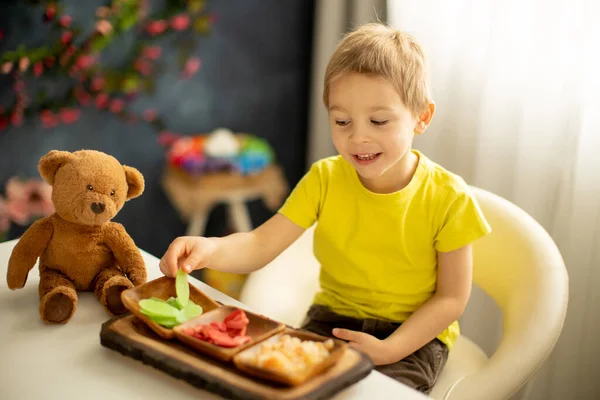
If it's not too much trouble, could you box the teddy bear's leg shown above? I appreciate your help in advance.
[93,266,133,315]
[39,270,78,324]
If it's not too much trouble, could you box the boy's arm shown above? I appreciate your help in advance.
[210,213,306,274]
[333,244,472,365]
[161,213,306,276]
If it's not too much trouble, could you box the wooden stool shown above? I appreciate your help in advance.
[161,164,289,236]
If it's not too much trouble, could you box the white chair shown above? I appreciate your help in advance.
[239,186,569,400]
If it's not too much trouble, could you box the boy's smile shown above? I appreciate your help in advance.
[353,152,382,164]
[327,72,434,194]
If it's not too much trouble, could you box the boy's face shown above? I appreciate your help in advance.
[328,72,431,190]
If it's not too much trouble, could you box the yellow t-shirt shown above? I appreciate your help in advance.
[278,150,491,349]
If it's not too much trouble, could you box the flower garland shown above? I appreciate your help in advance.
[0,0,215,135]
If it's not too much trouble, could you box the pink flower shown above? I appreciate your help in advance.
[75,55,96,70]
[59,15,72,28]
[109,99,125,113]
[60,108,81,124]
[44,4,56,22]
[134,59,152,76]
[96,7,111,18]
[183,57,201,79]
[74,87,92,106]
[19,57,29,72]
[5,178,54,226]
[0,196,10,234]
[95,20,113,35]
[13,80,25,92]
[61,31,73,45]
[170,14,190,31]
[40,110,59,128]
[91,76,105,91]
[0,116,7,131]
[95,93,109,109]
[146,20,168,35]
[10,112,23,127]
[33,62,44,77]
[1,62,13,74]
[142,109,157,121]
[142,46,162,60]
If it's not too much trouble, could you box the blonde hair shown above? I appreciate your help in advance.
[323,23,431,116]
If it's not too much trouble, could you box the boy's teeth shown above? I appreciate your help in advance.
[356,154,376,160]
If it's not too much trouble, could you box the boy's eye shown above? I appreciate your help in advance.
[371,120,388,126]
[335,120,350,127]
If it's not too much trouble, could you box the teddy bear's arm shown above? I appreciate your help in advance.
[104,222,147,286]
[7,216,54,289]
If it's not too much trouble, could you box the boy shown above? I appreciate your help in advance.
[159,23,491,394]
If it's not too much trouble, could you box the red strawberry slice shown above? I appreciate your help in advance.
[210,321,227,332]
[224,309,249,330]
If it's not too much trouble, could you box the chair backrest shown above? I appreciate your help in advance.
[446,187,569,399]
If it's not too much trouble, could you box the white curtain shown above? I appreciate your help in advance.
[386,1,600,399]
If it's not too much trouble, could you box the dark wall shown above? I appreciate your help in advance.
[0,0,314,258]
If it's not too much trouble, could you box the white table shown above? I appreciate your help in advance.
[0,239,427,400]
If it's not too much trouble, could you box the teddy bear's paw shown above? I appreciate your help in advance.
[40,288,77,324]
[102,276,134,315]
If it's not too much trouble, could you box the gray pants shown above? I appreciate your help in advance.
[300,304,449,394]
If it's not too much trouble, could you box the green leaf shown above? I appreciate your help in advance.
[119,13,138,31]
[90,35,113,53]
[193,16,210,33]
[122,76,139,93]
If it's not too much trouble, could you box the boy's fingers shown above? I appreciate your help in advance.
[332,328,366,343]
[159,261,171,277]
[165,239,186,276]
[183,247,205,273]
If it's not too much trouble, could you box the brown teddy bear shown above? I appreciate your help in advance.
[6,149,147,324]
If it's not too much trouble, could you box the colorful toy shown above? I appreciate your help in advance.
[165,128,275,176]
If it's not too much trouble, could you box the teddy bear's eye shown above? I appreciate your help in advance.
[86,185,93,191]
[110,190,115,196]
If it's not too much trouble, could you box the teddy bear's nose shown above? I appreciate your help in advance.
[91,202,105,214]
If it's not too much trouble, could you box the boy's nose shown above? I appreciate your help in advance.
[349,130,370,143]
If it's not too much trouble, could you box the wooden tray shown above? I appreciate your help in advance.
[100,314,374,400]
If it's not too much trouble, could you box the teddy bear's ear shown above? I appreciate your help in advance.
[123,165,145,200]
[38,150,75,185]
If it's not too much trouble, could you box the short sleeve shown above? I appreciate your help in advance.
[277,163,322,229]
[434,188,492,252]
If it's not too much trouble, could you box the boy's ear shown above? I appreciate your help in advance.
[414,102,435,134]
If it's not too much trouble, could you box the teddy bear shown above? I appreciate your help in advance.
[6,149,147,324]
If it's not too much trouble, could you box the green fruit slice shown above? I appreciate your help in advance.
[166,297,180,309]
[183,301,203,320]
[175,309,188,324]
[152,316,179,328]
[139,298,180,318]
[175,269,189,308]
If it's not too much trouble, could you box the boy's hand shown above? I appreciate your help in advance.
[159,236,218,277]
[332,328,393,365]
